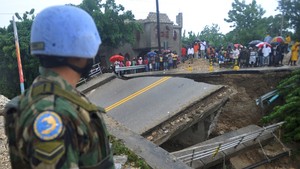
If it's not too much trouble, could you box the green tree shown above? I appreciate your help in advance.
[181,30,197,47]
[225,0,268,45]
[78,0,141,48]
[266,14,290,36]
[262,69,300,142]
[278,0,300,40]
[0,10,38,98]
[199,24,226,48]
[181,24,225,49]
[0,27,17,98]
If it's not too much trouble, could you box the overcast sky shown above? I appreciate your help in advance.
[0,0,280,34]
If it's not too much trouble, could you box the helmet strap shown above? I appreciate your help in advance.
[39,56,67,68]
[39,55,94,79]
[65,59,94,79]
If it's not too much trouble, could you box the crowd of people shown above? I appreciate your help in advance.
[180,36,300,68]
[114,50,180,73]
[114,36,299,74]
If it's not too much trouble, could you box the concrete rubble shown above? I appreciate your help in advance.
[0,95,10,169]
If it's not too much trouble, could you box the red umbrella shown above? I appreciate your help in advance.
[234,44,243,48]
[109,55,124,63]
[256,42,271,48]
[271,36,285,43]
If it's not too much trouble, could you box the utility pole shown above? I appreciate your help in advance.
[156,0,161,54]
[280,12,284,36]
[12,16,25,94]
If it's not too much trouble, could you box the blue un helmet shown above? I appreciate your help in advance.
[30,5,101,58]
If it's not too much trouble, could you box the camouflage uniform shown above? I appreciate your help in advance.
[5,67,115,169]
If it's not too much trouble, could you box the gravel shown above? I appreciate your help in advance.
[0,95,10,169]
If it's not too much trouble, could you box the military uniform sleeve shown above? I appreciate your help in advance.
[28,110,80,169]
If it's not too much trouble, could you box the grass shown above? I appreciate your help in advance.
[110,135,151,169]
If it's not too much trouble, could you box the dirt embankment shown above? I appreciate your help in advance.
[193,72,299,169]
[177,58,290,133]
[198,73,285,133]
[177,59,299,168]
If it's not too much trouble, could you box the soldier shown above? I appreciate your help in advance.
[4,5,115,169]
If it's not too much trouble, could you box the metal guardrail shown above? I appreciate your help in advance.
[89,63,103,77]
[171,122,284,164]
[77,63,103,85]
[113,65,146,79]
[255,90,278,108]
[115,65,146,72]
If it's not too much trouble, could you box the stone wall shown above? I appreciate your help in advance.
[0,95,9,116]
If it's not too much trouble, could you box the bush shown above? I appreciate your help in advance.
[262,69,300,142]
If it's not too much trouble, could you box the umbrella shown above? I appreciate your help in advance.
[256,42,271,48]
[264,35,272,44]
[234,44,243,48]
[147,51,157,57]
[270,41,280,46]
[194,38,200,43]
[271,36,285,43]
[109,54,124,63]
[248,40,262,46]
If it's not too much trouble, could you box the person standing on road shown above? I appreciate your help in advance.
[225,46,233,63]
[249,47,257,67]
[132,57,137,73]
[168,53,173,69]
[193,42,200,59]
[274,43,284,67]
[232,46,240,66]
[137,57,143,65]
[187,45,194,64]
[154,55,160,71]
[4,5,115,169]
[262,44,271,66]
[181,46,187,63]
[144,56,149,72]
[172,51,178,68]
[163,52,169,70]
[200,40,206,58]
[285,35,291,53]
[125,58,132,74]
[291,41,300,66]
[239,47,249,68]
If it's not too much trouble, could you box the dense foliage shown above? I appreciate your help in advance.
[277,0,300,40]
[0,10,38,99]
[78,0,141,48]
[0,0,140,98]
[182,0,297,48]
[225,0,267,43]
[262,69,300,142]
[182,24,226,48]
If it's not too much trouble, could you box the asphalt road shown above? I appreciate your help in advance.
[87,76,222,134]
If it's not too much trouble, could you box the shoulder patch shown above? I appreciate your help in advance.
[34,111,63,141]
